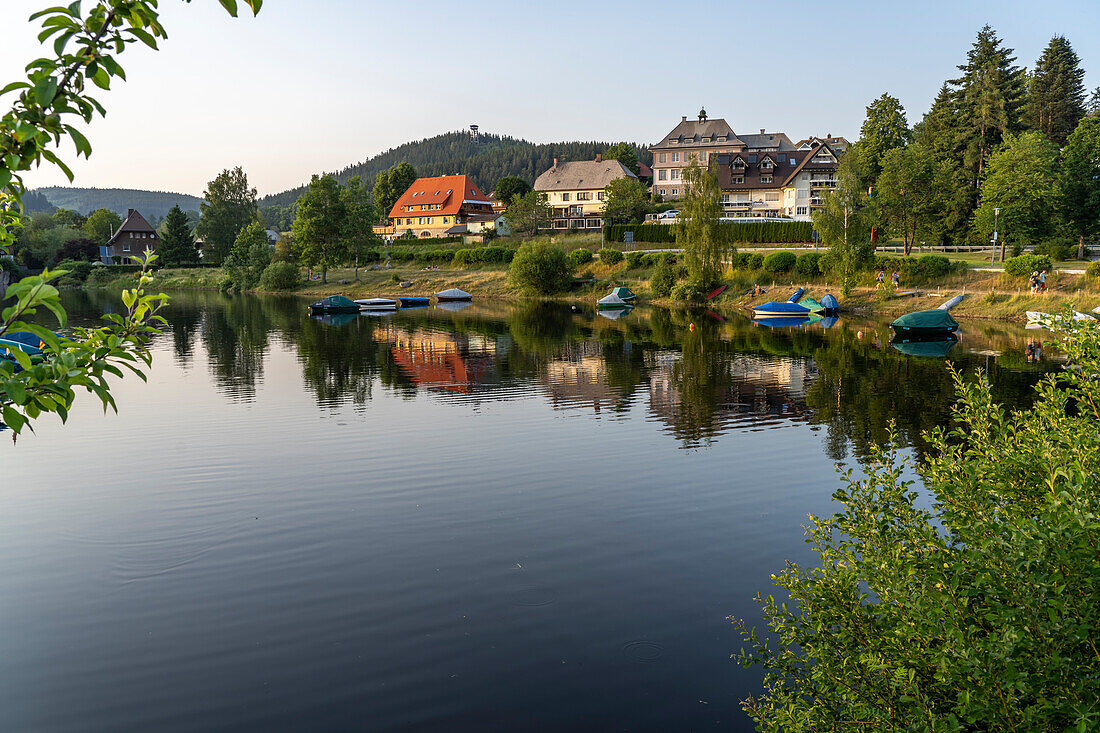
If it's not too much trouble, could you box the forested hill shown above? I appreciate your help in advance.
[259,131,651,208]
[31,186,203,219]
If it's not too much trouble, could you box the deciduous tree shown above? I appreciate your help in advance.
[292,175,346,283]
[503,190,551,236]
[874,144,949,255]
[373,162,416,222]
[493,176,531,206]
[973,131,1060,252]
[675,158,729,287]
[196,166,259,266]
[602,177,649,224]
[223,221,271,291]
[83,207,121,246]
[813,153,872,295]
[340,175,377,281]
[603,142,640,176]
[1060,117,1100,259]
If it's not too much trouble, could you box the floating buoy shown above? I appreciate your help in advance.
[689,323,695,331]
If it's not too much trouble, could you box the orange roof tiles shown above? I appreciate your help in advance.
[388,175,492,220]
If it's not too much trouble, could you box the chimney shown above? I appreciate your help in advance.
[682,115,687,122]
[826,132,832,138]
[760,129,765,134]
[553,157,558,168]
[595,153,602,162]
[128,208,135,217]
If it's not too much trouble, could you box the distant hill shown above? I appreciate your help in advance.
[259,130,651,209]
[32,186,203,220]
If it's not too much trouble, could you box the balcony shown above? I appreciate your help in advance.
[810,180,837,189]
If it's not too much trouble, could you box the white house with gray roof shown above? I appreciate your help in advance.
[533,154,637,230]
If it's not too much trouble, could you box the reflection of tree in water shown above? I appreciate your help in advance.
[506,301,578,359]
[202,295,272,401]
[296,315,380,408]
[166,299,203,365]
[661,315,731,446]
[594,326,648,412]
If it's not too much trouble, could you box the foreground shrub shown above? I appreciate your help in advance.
[763,251,796,273]
[258,261,301,291]
[650,260,678,298]
[670,278,706,302]
[624,251,645,269]
[915,254,952,278]
[794,252,822,277]
[749,253,765,269]
[1004,253,1053,277]
[642,252,676,267]
[598,247,624,265]
[737,320,1100,730]
[508,241,571,295]
[1088,260,1100,279]
[567,248,593,270]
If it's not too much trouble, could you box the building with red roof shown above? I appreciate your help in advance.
[388,175,495,238]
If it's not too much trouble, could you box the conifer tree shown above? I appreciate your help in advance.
[855,93,909,184]
[1024,36,1087,145]
[158,205,199,266]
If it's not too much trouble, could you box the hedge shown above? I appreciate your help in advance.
[1004,254,1053,277]
[599,248,624,265]
[453,246,515,265]
[795,252,823,277]
[602,221,814,245]
[763,251,797,273]
[567,248,594,269]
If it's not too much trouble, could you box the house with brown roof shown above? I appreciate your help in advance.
[710,141,840,221]
[103,208,158,264]
[388,175,495,238]
[533,154,638,230]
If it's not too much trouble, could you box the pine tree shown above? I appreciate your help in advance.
[856,93,909,183]
[1025,36,1087,145]
[158,205,199,265]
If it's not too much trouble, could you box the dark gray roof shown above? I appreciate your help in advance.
[106,208,156,246]
[651,117,741,150]
[737,132,796,151]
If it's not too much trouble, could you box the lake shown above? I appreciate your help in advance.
[0,290,1056,732]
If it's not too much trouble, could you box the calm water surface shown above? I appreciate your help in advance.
[0,291,1056,732]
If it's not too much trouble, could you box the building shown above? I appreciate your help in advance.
[795,135,851,153]
[102,208,158,264]
[388,175,495,238]
[533,154,638,230]
[709,141,840,221]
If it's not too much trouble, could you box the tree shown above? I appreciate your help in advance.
[222,221,271,291]
[340,175,377,281]
[52,208,86,229]
[737,320,1100,730]
[1024,36,1087,145]
[1060,117,1100,259]
[602,177,649,224]
[1089,87,1100,117]
[856,93,909,183]
[874,144,950,255]
[196,166,259,266]
[292,175,347,283]
[493,176,531,206]
[372,162,416,222]
[973,131,1060,254]
[813,153,872,295]
[503,190,552,236]
[675,158,728,286]
[56,237,98,263]
[0,0,260,435]
[157,205,198,266]
[603,142,640,176]
[83,208,122,246]
[507,240,570,295]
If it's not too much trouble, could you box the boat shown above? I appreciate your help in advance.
[355,298,397,311]
[819,294,839,315]
[0,330,68,370]
[938,294,965,311]
[890,309,959,336]
[891,333,959,358]
[705,284,727,300]
[751,287,810,318]
[398,296,430,308]
[308,295,359,314]
[597,286,637,309]
[435,288,472,302]
[798,297,825,313]
[752,312,822,328]
[1026,310,1095,327]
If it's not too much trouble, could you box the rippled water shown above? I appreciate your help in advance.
[0,290,1056,732]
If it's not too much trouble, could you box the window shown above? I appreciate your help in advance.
[671,152,679,162]
[443,217,449,223]
[586,218,601,229]
[123,243,130,252]
[597,191,605,201]
[576,192,592,201]
[658,169,667,181]
[699,152,707,164]
[670,169,680,180]
[731,176,744,184]
[659,153,666,163]
[760,175,773,184]
[796,206,808,215]
[761,160,773,171]
[765,192,780,201]
[670,188,678,196]
[561,193,570,201]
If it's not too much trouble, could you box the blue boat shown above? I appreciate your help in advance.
[0,330,69,371]
[398,296,430,308]
[820,293,839,315]
[751,287,810,318]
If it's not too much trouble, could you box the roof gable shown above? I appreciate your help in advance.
[106,208,156,246]
[388,175,492,219]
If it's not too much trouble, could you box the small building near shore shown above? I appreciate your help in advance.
[388,175,495,239]
[103,208,158,264]
[533,154,637,230]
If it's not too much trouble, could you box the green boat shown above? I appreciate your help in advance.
[597,287,637,310]
[308,295,360,314]
[797,297,825,313]
[890,309,959,336]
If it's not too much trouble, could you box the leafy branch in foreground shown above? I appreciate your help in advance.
[735,318,1100,731]
[0,1,260,435]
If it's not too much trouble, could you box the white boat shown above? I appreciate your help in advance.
[355,298,397,311]
[937,294,965,311]
[1026,310,1095,327]
[435,288,472,302]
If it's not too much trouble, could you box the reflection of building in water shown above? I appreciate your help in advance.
[543,342,621,412]
[380,327,498,393]
[647,351,817,440]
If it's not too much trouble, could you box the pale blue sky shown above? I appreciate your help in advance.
[2,0,1098,196]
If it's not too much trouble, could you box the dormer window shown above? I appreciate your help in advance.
[761,158,774,171]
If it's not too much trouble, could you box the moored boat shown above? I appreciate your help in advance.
[308,295,360,314]
[398,296,430,308]
[890,309,959,336]
[355,298,398,311]
[752,314,820,328]
[435,288,472,302]
[597,286,637,310]
[819,293,839,315]
[750,287,811,318]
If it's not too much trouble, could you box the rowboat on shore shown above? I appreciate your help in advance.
[751,287,811,318]
[435,288,472,302]
[597,287,637,310]
[355,298,398,311]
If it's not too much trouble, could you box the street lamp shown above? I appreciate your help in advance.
[991,207,1000,264]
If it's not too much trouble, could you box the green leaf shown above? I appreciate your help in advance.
[34,76,58,105]
[0,82,30,97]
[2,405,26,434]
[218,0,239,17]
[128,27,158,50]
[64,125,91,157]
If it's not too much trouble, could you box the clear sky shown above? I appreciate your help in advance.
[2,0,1098,197]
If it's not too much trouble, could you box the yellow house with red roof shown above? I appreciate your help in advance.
[385,175,495,238]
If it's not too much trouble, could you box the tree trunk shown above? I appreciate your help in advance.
[1000,239,1006,263]
[321,266,327,284]
[1079,234,1086,261]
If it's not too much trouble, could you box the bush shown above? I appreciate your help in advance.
[567,248,593,270]
[258,261,301,291]
[750,253,765,269]
[763,251,797,273]
[55,259,94,283]
[452,248,477,266]
[915,254,952,279]
[1034,237,1076,262]
[642,252,676,267]
[625,251,645,269]
[795,252,822,277]
[671,278,707,303]
[508,241,571,295]
[598,248,624,265]
[650,260,678,298]
[1004,254,1053,277]
[602,221,813,245]
[417,249,454,264]
[1086,260,1100,279]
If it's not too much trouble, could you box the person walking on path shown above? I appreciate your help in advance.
[891,270,900,288]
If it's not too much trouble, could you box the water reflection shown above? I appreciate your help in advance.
[57,290,1065,453]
